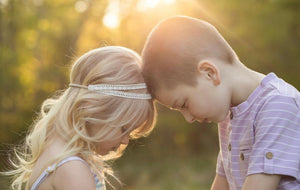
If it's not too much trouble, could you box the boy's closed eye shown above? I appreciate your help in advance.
[181,99,188,109]
[181,101,187,109]
[169,100,187,111]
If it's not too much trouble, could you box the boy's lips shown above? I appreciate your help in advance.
[196,118,211,123]
[203,118,212,123]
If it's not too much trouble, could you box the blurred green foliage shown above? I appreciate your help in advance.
[0,0,299,189]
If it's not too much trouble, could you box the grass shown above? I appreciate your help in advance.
[1,140,218,190]
[1,154,216,190]
[108,151,217,190]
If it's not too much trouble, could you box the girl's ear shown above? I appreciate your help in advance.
[197,61,220,85]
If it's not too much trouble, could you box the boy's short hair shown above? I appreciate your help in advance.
[142,16,238,98]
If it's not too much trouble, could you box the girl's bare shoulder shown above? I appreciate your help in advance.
[53,159,96,190]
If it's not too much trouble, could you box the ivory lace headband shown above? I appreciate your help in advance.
[69,83,152,100]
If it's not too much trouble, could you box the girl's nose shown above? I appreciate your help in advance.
[121,135,129,145]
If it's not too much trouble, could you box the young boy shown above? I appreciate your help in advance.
[141,16,300,190]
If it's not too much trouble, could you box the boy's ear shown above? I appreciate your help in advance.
[197,61,220,85]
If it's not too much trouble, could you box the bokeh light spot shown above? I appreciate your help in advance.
[75,0,88,13]
[103,12,120,29]
[103,0,120,29]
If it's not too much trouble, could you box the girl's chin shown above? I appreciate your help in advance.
[95,148,110,156]
[104,147,119,154]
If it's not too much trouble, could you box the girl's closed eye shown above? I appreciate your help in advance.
[121,126,127,133]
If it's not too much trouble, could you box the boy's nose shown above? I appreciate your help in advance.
[181,110,195,123]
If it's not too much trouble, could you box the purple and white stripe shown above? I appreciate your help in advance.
[217,73,300,190]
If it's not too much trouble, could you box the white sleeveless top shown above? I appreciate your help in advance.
[30,156,106,190]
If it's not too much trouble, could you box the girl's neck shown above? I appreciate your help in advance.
[44,134,68,157]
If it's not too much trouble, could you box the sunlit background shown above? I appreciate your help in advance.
[0,0,299,189]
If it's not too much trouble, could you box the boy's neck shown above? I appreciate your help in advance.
[227,63,265,107]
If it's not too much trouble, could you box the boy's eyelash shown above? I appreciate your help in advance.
[181,100,188,109]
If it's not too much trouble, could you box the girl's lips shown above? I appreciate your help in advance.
[111,146,119,151]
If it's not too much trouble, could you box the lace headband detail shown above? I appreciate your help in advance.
[69,83,152,100]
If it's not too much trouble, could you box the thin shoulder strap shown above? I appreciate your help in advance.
[30,156,87,190]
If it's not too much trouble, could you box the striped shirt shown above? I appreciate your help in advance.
[217,73,300,190]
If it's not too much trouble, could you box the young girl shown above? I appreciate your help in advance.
[5,46,156,190]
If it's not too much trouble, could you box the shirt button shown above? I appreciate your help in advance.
[240,153,245,161]
[266,152,273,159]
[230,112,233,120]
[228,144,232,151]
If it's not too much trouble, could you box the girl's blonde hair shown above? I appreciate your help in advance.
[5,46,156,190]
